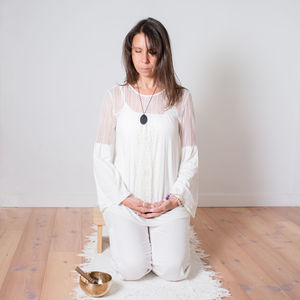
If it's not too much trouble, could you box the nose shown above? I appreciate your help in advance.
[142,51,150,63]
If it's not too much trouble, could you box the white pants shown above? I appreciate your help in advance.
[103,205,191,281]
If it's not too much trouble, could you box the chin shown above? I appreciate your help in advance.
[139,70,155,76]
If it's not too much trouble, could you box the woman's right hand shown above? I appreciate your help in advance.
[121,195,152,214]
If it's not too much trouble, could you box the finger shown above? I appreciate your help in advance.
[152,202,163,208]
[135,207,152,214]
[142,202,153,209]
[149,203,167,213]
[135,211,154,217]
[138,200,145,207]
[133,209,149,215]
[141,212,163,218]
[137,200,152,208]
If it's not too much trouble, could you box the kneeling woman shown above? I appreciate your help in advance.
[93,17,199,281]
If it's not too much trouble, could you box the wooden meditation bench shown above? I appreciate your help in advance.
[93,206,105,253]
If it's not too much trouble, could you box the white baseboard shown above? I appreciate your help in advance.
[198,193,300,206]
[1,193,299,207]
[0,193,97,207]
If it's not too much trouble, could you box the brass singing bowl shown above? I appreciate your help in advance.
[79,271,112,297]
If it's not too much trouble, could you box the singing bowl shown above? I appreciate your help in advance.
[79,271,112,297]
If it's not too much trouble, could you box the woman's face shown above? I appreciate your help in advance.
[131,32,158,78]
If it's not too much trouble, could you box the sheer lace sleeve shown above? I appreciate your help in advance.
[170,90,199,218]
[93,89,132,212]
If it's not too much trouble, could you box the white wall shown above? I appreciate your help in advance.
[0,0,299,207]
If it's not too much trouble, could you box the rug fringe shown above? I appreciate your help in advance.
[71,223,232,300]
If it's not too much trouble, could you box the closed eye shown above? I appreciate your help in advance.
[134,49,157,55]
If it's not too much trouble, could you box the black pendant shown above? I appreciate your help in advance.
[140,114,148,125]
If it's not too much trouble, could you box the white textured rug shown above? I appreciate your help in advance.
[70,224,231,300]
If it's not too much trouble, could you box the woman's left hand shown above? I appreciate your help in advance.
[135,195,179,218]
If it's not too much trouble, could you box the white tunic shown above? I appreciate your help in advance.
[93,83,199,226]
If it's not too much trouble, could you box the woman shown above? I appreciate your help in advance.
[93,17,198,281]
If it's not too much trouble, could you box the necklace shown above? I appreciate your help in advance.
[136,83,157,125]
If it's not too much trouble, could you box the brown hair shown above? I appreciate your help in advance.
[119,17,186,108]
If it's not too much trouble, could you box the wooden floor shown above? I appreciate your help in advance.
[0,207,299,299]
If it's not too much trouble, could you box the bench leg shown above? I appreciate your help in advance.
[97,225,102,253]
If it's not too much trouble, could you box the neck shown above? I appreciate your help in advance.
[137,76,157,90]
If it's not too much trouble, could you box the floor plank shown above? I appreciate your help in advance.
[40,208,84,300]
[226,207,300,298]
[0,207,299,299]
[191,212,252,299]
[0,208,32,288]
[197,208,290,299]
[0,208,56,300]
